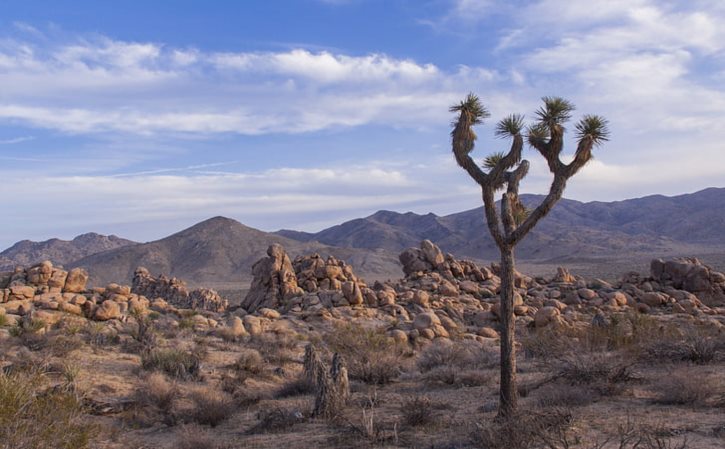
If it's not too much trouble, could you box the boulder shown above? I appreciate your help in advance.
[94,300,121,321]
[241,244,304,312]
[63,268,88,293]
[534,306,561,327]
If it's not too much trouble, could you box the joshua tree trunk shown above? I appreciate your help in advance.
[449,94,609,418]
[498,245,517,416]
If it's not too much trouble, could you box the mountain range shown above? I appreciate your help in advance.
[1,188,723,287]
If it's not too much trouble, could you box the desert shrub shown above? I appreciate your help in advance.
[245,406,306,434]
[616,416,689,449]
[0,371,96,448]
[137,372,178,417]
[188,388,236,427]
[534,383,597,408]
[141,348,203,380]
[471,408,574,449]
[231,349,266,376]
[84,322,119,347]
[275,378,316,398]
[554,353,638,387]
[9,318,46,338]
[417,340,495,372]
[324,323,406,385]
[641,333,721,365]
[422,366,490,388]
[0,314,9,327]
[520,326,576,359]
[652,369,716,406]
[401,395,436,427]
[247,332,299,365]
[130,311,158,350]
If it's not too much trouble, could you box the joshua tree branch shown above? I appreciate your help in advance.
[508,174,567,245]
[482,186,506,249]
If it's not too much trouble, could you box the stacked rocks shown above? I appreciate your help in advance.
[132,267,228,312]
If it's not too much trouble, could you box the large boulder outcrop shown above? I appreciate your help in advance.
[651,257,725,303]
[132,267,228,312]
[241,244,304,312]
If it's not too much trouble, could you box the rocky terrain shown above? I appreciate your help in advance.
[2,188,723,291]
[1,240,725,448]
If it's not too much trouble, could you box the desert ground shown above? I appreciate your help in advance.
[1,239,725,449]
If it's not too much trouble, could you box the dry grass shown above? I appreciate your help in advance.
[0,370,96,448]
[417,339,496,372]
[137,372,179,423]
[141,348,203,380]
[401,395,436,427]
[188,387,236,427]
[324,323,408,385]
[651,368,720,406]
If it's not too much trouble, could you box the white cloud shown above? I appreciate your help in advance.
[0,32,496,135]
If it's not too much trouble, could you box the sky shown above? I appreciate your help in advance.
[0,0,724,248]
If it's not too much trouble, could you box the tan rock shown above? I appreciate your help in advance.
[477,327,499,338]
[94,300,121,321]
[63,268,88,293]
[413,311,441,331]
[534,306,561,327]
[259,308,281,320]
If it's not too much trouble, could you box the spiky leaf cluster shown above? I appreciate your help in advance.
[534,97,575,127]
[575,115,610,146]
[483,152,505,170]
[449,93,490,125]
[495,114,525,138]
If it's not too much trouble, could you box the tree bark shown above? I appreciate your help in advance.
[498,244,518,418]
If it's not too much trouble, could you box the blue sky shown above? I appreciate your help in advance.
[1,0,724,248]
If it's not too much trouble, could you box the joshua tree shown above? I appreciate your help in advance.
[450,94,609,417]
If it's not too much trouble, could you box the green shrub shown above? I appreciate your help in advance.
[141,348,203,380]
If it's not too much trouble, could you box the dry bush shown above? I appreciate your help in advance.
[137,372,178,423]
[401,395,436,427]
[616,417,689,449]
[245,406,306,434]
[247,332,300,365]
[128,311,158,351]
[0,370,96,448]
[188,387,236,427]
[520,326,577,360]
[553,353,638,388]
[534,383,597,408]
[652,369,718,406]
[417,339,496,372]
[422,366,490,388]
[471,408,575,449]
[84,322,119,348]
[141,348,203,380]
[324,323,407,385]
[641,332,721,365]
[231,349,266,376]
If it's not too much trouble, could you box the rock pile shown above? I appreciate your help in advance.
[241,244,304,312]
[132,267,228,312]
[241,244,375,314]
[0,261,88,302]
[651,257,725,302]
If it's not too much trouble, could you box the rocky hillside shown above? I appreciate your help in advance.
[277,188,725,261]
[0,233,136,271]
[68,217,400,287]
